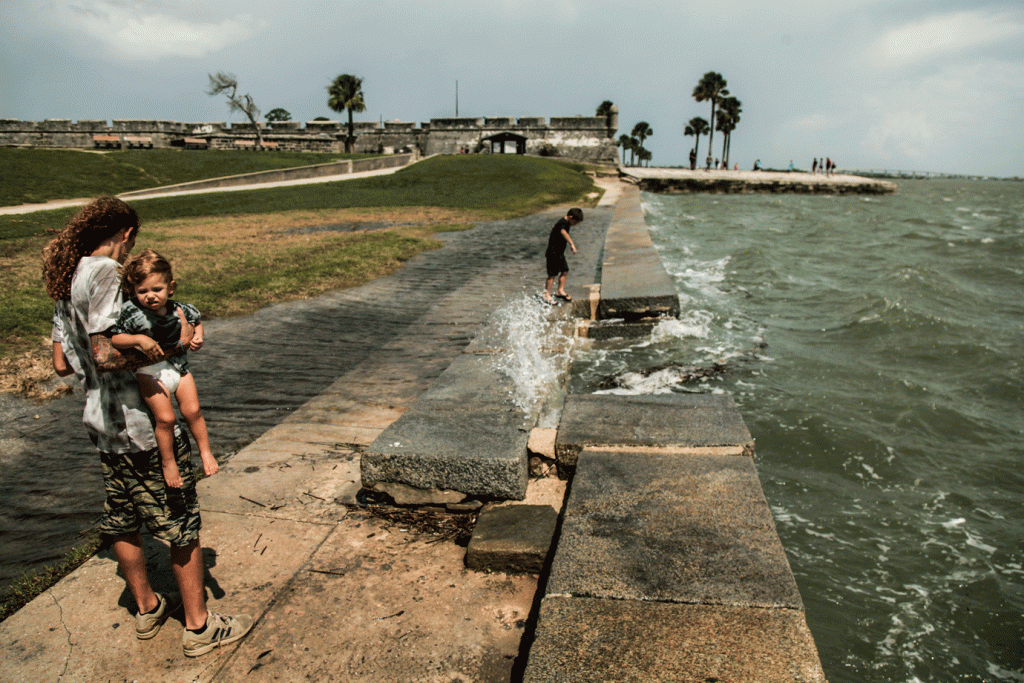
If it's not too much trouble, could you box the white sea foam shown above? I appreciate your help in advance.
[487,294,572,415]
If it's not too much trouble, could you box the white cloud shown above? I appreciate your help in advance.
[56,1,266,59]
[857,59,1024,162]
[869,10,1024,69]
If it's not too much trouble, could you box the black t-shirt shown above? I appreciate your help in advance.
[546,218,571,256]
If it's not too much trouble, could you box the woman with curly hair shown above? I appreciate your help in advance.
[44,196,251,657]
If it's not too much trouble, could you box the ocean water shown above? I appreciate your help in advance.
[567,179,1024,682]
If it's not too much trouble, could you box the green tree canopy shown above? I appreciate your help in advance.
[617,134,633,166]
[631,121,653,160]
[715,96,741,166]
[596,100,615,116]
[327,74,366,153]
[266,108,292,122]
[684,116,709,165]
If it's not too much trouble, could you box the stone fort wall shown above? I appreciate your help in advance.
[0,113,619,163]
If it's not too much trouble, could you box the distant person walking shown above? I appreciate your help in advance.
[812,158,818,174]
[542,208,582,304]
[689,148,697,170]
[43,196,253,658]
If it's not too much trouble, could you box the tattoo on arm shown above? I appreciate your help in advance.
[91,334,147,373]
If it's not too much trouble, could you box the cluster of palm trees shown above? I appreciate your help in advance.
[685,71,741,170]
[599,99,655,167]
[617,122,654,167]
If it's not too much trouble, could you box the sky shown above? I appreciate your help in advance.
[1,0,1022,177]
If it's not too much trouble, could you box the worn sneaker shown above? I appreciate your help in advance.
[135,592,181,640]
[182,612,254,657]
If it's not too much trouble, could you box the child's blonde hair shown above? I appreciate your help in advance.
[122,248,174,294]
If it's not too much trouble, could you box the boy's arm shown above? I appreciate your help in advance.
[111,332,164,362]
[188,322,204,351]
[561,229,578,254]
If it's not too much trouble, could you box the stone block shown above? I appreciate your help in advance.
[546,450,803,609]
[523,597,826,683]
[362,405,530,500]
[555,393,754,471]
[465,504,558,573]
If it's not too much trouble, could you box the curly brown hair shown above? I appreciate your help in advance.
[42,197,140,301]
[121,248,173,295]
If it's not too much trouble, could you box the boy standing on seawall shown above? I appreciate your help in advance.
[543,207,583,304]
[44,197,252,658]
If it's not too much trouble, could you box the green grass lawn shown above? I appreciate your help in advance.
[0,148,363,206]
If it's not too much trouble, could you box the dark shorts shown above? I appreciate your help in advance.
[546,253,569,277]
[98,430,201,547]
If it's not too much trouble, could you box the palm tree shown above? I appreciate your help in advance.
[716,97,741,167]
[684,116,709,167]
[637,147,652,167]
[692,72,728,168]
[617,134,633,166]
[631,121,653,163]
[327,74,366,153]
[629,136,640,166]
[596,100,615,117]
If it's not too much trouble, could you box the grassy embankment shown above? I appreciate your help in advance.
[0,147,364,207]
[1,151,599,394]
[0,150,600,621]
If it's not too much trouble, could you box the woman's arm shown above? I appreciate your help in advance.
[91,333,143,372]
[52,342,74,377]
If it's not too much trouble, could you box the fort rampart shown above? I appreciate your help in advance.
[0,113,619,163]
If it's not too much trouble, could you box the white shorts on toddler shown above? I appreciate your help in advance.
[137,360,182,394]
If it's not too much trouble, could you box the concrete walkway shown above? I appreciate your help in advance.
[0,165,408,216]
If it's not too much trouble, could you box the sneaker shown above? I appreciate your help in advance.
[182,611,254,657]
[135,592,181,640]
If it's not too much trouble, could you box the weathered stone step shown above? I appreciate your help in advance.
[361,353,533,502]
[554,393,754,477]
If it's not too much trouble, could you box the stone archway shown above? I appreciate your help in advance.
[482,131,527,155]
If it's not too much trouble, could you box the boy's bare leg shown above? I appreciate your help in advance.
[175,374,218,476]
[170,539,209,631]
[544,275,556,302]
[113,532,159,614]
[556,272,569,298]
[137,375,182,487]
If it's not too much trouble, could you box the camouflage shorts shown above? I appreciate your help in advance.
[98,430,202,547]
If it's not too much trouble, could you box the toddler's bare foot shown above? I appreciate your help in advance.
[200,453,219,477]
[162,462,183,489]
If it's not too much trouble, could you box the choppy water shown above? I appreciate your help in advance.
[568,179,1024,682]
